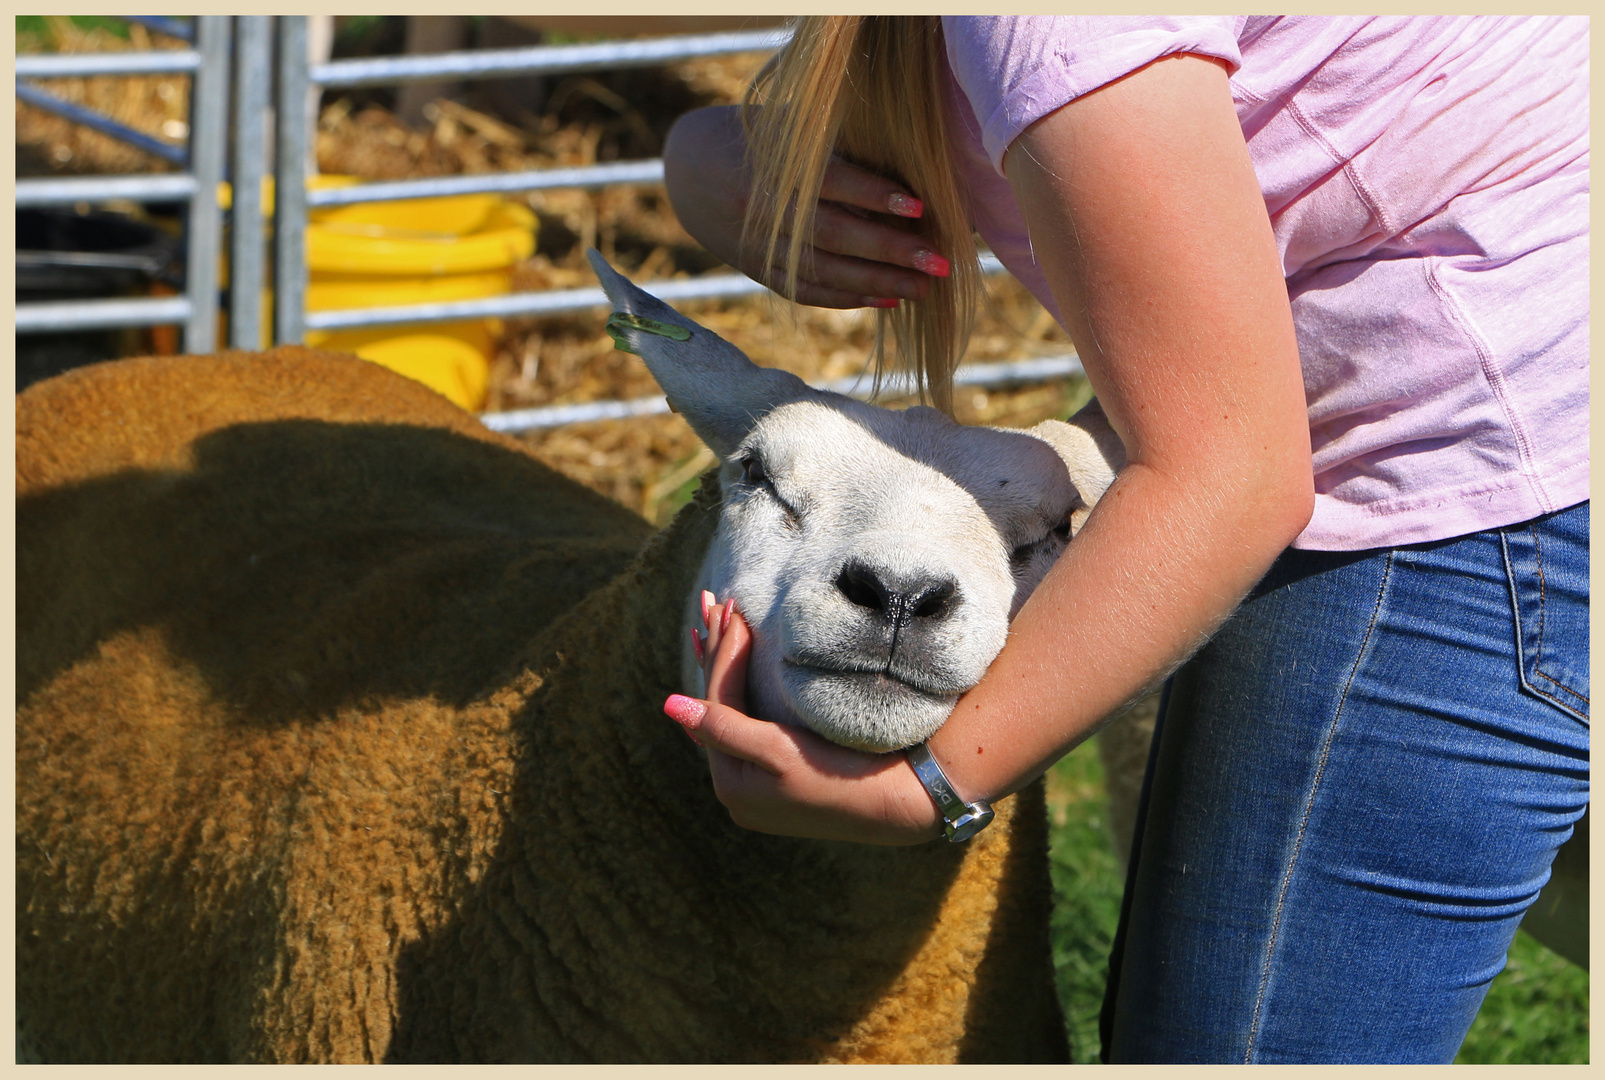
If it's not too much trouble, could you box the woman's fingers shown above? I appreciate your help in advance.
[739,153,950,307]
[661,693,795,776]
[817,156,924,220]
[663,106,949,313]
[758,207,949,307]
[660,686,943,844]
[670,593,945,843]
[697,701,798,774]
[810,203,951,281]
[765,249,932,308]
[696,709,942,843]
[698,590,722,672]
[775,274,906,311]
[812,211,950,280]
[705,602,750,712]
[700,593,736,682]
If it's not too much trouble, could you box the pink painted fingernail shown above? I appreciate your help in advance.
[664,693,706,725]
[888,193,924,218]
[865,297,899,309]
[690,627,705,663]
[912,250,950,277]
[722,597,737,633]
[701,589,716,625]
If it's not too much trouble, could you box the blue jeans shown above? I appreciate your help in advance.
[1101,502,1589,1063]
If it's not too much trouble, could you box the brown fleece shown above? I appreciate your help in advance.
[16,348,1068,1063]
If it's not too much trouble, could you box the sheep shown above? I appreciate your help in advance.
[15,253,1125,1063]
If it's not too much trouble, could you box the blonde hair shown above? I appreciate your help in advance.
[741,16,979,413]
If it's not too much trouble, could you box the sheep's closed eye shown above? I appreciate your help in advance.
[740,453,800,527]
[1010,519,1073,571]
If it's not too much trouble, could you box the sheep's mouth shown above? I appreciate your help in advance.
[780,658,961,705]
[776,659,960,752]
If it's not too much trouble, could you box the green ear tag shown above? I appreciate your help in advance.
[606,311,692,354]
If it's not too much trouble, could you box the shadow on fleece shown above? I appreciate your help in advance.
[18,419,647,719]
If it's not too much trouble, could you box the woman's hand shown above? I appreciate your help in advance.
[663,105,951,309]
[664,594,943,845]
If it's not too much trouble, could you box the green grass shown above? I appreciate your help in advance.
[1456,930,1590,1063]
[1044,740,1125,1062]
[1044,740,1589,1063]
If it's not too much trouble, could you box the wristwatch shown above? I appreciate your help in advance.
[905,741,994,843]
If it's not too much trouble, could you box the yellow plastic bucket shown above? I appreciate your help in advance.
[305,325,495,412]
[303,268,514,313]
[306,199,535,277]
[219,176,537,411]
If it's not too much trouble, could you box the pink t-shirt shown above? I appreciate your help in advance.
[942,16,1589,550]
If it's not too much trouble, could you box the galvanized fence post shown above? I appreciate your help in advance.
[274,15,310,346]
[184,15,231,354]
[228,16,272,350]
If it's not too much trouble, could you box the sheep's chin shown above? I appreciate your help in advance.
[777,662,959,753]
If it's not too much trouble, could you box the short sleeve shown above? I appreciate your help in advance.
[942,16,1243,174]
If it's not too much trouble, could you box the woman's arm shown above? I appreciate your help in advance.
[923,52,1313,796]
[673,54,1314,843]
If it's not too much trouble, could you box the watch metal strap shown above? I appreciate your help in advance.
[905,741,995,843]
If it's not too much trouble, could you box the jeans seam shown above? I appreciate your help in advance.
[1528,525,1587,702]
[1243,550,1395,1063]
[1501,526,1589,716]
[1533,524,1551,681]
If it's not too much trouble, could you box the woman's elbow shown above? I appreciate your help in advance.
[1262,455,1316,550]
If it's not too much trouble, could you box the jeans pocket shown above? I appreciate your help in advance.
[1500,503,1589,724]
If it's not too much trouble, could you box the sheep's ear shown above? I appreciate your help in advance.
[1027,401,1127,536]
[586,249,809,458]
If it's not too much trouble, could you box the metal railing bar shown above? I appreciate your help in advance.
[274,15,311,346]
[16,174,199,206]
[15,80,189,166]
[122,16,195,43]
[311,27,790,89]
[479,353,1085,434]
[228,15,271,349]
[15,50,202,78]
[303,255,1012,332]
[182,15,230,353]
[306,160,666,207]
[17,250,171,274]
[17,295,193,333]
[482,396,675,431]
[951,354,1085,386]
[304,274,771,331]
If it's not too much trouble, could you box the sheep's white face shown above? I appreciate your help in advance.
[695,398,1089,752]
[586,249,1122,753]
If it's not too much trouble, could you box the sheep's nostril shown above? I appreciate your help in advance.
[909,581,955,620]
[836,562,887,612]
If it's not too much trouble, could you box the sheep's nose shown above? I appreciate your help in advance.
[835,559,958,627]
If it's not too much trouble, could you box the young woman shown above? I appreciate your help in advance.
[658,16,1588,1063]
